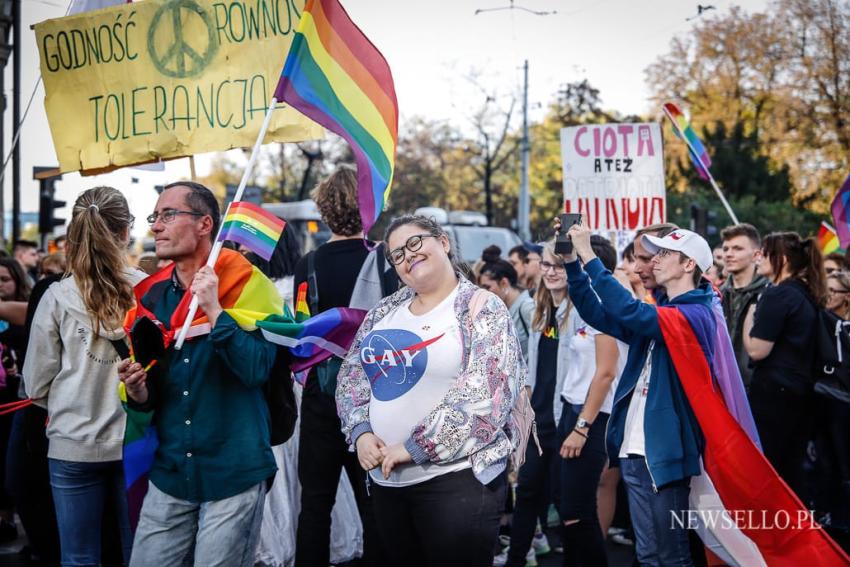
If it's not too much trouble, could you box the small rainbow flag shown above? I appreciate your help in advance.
[295,281,311,322]
[218,201,286,261]
[831,174,850,250]
[663,102,712,180]
[274,0,398,237]
[818,221,841,254]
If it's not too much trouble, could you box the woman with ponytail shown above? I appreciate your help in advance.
[743,231,825,501]
[23,187,146,566]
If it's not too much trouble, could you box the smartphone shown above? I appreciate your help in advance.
[555,213,582,255]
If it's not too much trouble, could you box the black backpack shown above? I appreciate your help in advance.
[266,347,298,446]
[813,308,850,403]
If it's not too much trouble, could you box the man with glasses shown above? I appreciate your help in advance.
[119,181,278,566]
[562,223,714,567]
[719,223,768,391]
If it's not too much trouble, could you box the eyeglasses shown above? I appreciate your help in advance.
[540,261,565,272]
[146,209,204,226]
[128,215,135,230]
[386,233,437,265]
[828,287,850,295]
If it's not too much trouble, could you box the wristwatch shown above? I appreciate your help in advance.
[575,417,592,429]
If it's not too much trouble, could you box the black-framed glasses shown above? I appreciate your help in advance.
[540,261,565,272]
[146,209,204,226]
[387,233,437,265]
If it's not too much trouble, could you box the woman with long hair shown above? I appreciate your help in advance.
[336,214,525,567]
[500,241,571,567]
[23,187,146,566]
[743,231,825,500]
[478,245,535,359]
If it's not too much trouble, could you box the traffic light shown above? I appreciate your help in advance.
[34,166,65,235]
[690,204,719,238]
[0,1,12,69]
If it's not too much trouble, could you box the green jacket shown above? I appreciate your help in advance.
[720,272,770,388]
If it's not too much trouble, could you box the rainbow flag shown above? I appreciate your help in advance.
[818,221,841,254]
[295,281,310,322]
[663,102,712,180]
[830,174,850,249]
[121,249,366,527]
[218,201,286,261]
[658,304,849,566]
[274,0,398,237]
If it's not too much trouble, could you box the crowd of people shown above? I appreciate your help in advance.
[0,166,845,567]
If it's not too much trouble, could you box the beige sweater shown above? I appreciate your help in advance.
[23,269,146,462]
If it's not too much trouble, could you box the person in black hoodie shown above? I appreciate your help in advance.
[743,231,825,502]
[293,166,396,567]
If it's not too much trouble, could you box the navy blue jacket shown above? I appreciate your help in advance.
[566,258,711,489]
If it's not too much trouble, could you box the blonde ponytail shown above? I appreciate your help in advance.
[66,186,135,335]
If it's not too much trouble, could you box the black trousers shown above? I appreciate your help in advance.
[294,381,385,567]
[558,405,609,567]
[506,431,560,566]
[749,380,812,502]
[371,468,506,567]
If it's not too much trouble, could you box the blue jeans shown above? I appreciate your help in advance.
[48,458,132,567]
[129,481,265,567]
[620,456,693,567]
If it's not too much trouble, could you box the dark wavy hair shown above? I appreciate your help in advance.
[312,166,363,236]
[0,258,29,301]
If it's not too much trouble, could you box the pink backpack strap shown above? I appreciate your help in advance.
[469,288,489,320]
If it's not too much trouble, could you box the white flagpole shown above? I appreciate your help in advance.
[662,105,740,225]
[173,97,279,350]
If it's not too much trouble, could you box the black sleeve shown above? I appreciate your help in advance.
[751,286,792,343]
[293,253,309,303]
[25,275,62,338]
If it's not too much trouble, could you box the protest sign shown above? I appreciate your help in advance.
[35,0,323,174]
[560,123,666,230]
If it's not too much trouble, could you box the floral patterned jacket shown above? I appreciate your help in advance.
[335,278,528,484]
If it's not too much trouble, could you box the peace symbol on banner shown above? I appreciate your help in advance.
[147,0,219,78]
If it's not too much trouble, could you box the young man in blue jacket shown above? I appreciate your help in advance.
[562,223,714,567]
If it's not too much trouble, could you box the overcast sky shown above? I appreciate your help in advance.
[7,0,770,238]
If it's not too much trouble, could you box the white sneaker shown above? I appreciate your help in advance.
[531,532,551,556]
[491,546,538,567]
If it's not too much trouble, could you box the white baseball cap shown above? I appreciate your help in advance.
[642,229,713,272]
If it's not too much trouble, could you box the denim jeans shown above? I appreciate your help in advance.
[47,458,132,567]
[619,456,693,567]
[129,481,265,567]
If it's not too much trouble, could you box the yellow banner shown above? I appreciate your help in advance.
[35,0,323,174]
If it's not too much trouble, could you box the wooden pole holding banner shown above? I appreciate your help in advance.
[173,98,279,350]
[188,156,197,181]
[661,105,740,225]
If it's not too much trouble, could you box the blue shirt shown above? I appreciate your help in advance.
[135,276,277,502]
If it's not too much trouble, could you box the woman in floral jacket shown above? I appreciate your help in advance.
[336,214,526,567]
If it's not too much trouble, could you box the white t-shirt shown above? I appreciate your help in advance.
[559,315,627,415]
[619,341,654,458]
[364,286,471,486]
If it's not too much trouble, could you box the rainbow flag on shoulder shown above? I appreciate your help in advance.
[274,0,398,237]
[120,250,366,529]
[218,201,286,261]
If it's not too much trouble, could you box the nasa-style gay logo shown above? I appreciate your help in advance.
[360,329,444,401]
